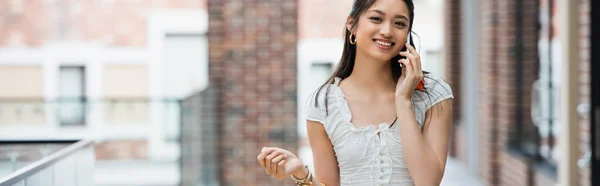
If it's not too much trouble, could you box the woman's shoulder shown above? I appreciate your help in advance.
[305,77,343,107]
[304,79,347,124]
[413,72,454,108]
[423,73,452,93]
[306,85,329,110]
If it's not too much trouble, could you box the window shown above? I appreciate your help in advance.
[533,0,560,167]
[309,63,333,93]
[58,66,86,126]
[0,66,45,125]
[102,65,149,124]
[525,0,558,172]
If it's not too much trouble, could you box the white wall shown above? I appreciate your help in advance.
[412,0,445,78]
[0,9,209,163]
[0,43,142,141]
[147,9,208,161]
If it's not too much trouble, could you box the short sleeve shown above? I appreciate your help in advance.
[304,86,328,123]
[423,73,454,110]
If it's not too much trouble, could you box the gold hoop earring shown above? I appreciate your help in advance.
[349,33,356,45]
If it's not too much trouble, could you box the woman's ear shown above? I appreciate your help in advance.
[346,16,356,34]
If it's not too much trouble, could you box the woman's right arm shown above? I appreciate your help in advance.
[306,120,340,186]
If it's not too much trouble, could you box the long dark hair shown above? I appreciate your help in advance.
[313,0,443,126]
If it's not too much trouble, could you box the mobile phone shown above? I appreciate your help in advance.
[405,33,411,53]
[399,33,411,60]
[401,33,425,91]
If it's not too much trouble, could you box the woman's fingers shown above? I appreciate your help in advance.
[399,53,418,73]
[271,154,285,176]
[398,58,413,76]
[405,43,418,58]
[398,51,415,64]
[257,147,275,167]
[277,159,287,178]
[400,43,422,73]
[257,150,266,167]
[265,151,280,174]
[399,45,423,81]
[406,44,423,76]
[398,58,422,90]
[257,147,298,179]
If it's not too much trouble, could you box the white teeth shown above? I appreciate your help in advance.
[375,40,391,47]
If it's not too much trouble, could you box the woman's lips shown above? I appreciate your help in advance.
[373,39,395,50]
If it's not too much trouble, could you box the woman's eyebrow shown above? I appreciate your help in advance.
[368,9,409,21]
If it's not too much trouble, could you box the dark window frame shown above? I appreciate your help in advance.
[58,66,87,126]
[507,0,557,179]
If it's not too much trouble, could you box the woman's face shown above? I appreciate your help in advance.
[350,0,411,62]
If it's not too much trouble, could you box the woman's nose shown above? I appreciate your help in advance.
[379,25,393,37]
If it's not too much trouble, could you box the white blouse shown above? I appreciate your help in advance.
[304,73,454,186]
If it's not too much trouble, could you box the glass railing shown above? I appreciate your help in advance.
[0,98,152,126]
[0,98,181,143]
[0,140,94,186]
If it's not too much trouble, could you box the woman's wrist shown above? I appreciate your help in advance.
[395,97,412,107]
[394,90,412,102]
[292,165,309,180]
[395,98,413,116]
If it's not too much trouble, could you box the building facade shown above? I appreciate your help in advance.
[0,0,207,163]
[444,0,594,185]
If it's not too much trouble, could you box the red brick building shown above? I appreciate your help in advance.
[444,0,595,185]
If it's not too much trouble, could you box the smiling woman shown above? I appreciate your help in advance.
[257,0,454,185]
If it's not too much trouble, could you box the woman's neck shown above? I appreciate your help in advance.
[345,52,396,93]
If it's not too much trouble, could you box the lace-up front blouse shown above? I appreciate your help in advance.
[304,73,454,186]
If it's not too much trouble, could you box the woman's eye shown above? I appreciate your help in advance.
[395,22,407,27]
[369,17,382,22]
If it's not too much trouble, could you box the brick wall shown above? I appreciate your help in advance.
[446,0,593,185]
[477,0,499,184]
[497,0,540,185]
[207,0,298,185]
[298,0,352,39]
[443,0,463,158]
[578,0,591,185]
[445,0,542,185]
[477,0,543,185]
[94,140,148,160]
[0,0,204,47]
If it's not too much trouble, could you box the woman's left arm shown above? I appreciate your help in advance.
[395,98,452,186]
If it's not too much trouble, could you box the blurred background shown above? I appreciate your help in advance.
[0,0,596,186]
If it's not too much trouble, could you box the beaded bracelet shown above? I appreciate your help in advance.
[290,165,312,186]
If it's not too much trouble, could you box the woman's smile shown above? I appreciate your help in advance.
[373,38,395,50]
